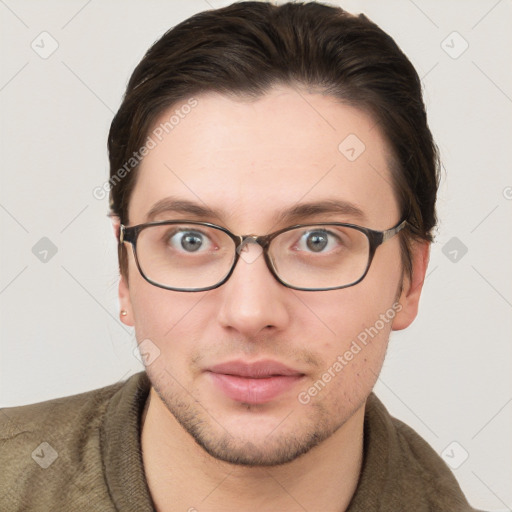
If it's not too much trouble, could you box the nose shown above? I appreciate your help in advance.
[216,240,291,338]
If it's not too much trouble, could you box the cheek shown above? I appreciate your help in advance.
[129,283,213,387]
[127,264,207,354]
[304,280,399,349]
[299,262,401,379]
[298,290,396,411]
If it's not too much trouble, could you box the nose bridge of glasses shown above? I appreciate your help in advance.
[237,235,262,254]
[233,235,270,267]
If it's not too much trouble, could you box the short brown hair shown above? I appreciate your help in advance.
[108,1,439,279]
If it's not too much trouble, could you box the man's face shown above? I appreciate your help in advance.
[120,85,419,466]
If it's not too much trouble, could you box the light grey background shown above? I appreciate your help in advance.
[1,1,511,510]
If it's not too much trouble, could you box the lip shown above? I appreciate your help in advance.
[206,360,305,404]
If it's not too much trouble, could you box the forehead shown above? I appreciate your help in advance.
[129,85,400,230]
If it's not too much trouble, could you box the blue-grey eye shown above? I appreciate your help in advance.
[169,230,210,252]
[307,231,328,252]
[297,230,340,253]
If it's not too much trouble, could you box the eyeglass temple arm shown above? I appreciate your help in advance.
[381,219,408,242]
[119,224,133,244]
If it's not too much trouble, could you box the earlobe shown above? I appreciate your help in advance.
[119,274,134,326]
[392,241,430,331]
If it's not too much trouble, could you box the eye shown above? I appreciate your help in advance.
[167,229,213,253]
[296,229,342,253]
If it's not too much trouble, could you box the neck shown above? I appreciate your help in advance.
[141,388,365,512]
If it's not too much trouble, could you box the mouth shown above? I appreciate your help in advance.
[205,360,305,405]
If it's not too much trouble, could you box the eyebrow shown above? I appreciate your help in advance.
[274,199,367,225]
[145,196,367,225]
[146,197,224,222]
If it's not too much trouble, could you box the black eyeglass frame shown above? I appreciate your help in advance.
[120,218,408,292]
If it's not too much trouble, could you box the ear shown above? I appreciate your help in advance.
[111,215,134,327]
[392,240,430,331]
[111,214,121,242]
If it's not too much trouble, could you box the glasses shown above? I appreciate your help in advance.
[120,219,407,292]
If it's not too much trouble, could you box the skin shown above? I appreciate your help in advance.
[116,85,429,512]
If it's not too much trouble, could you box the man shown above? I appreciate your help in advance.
[0,2,482,510]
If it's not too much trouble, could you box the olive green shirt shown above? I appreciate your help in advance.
[0,372,480,511]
